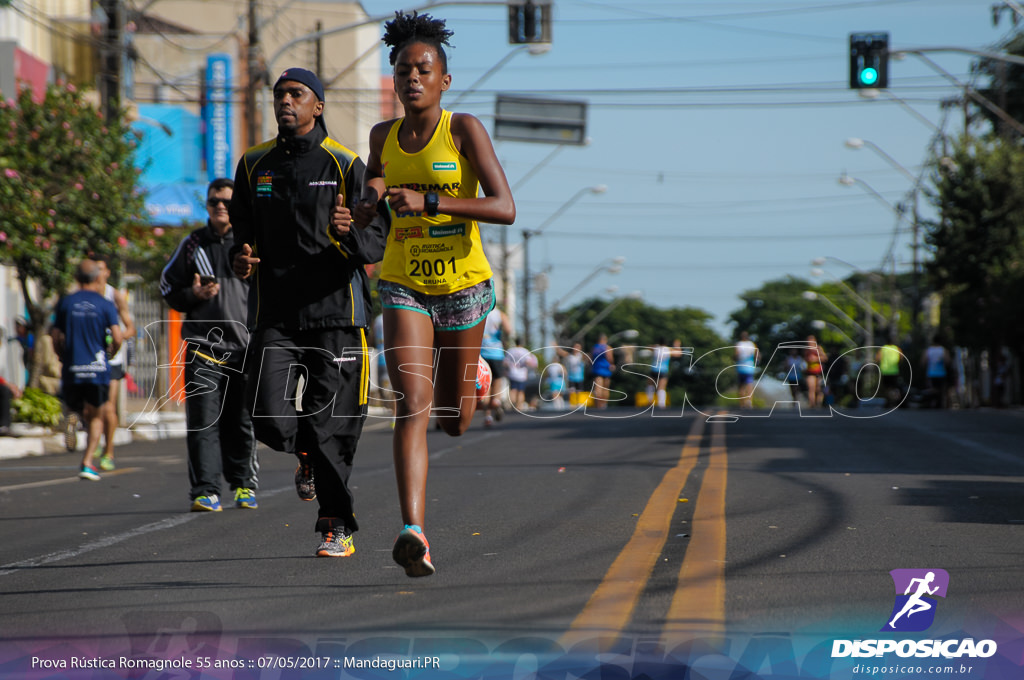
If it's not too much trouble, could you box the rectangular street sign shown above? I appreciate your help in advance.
[494,95,588,145]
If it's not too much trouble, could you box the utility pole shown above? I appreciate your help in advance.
[911,203,921,335]
[99,0,123,122]
[536,269,549,353]
[996,59,1009,137]
[860,279,874,347]
[521,229,535,346]
[992,1,1024,25]
[315,21,323,77]
[245,0,261,147]
[500,222,509,308]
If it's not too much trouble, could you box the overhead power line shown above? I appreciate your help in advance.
[568,0,924,23]
[536,229,897,242]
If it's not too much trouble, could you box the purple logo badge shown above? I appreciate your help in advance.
[881,569,949,632]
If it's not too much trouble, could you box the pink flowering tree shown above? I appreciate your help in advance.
[0,81,166,387]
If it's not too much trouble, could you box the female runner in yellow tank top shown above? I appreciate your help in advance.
[351,11,515,577]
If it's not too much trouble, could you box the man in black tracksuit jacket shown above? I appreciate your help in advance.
[229,67,389,557]
[161,177,258,512]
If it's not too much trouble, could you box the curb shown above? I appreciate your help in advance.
[0,412,188,461]
[0,408,394,460]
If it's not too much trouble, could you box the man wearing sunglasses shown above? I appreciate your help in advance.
[159,177,258,513]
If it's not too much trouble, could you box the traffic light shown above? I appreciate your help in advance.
[509,0,552,45]
[849,32,889,89]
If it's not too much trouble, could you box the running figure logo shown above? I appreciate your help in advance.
[882,569,949,632]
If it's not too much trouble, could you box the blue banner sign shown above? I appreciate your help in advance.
[204,54,233,181]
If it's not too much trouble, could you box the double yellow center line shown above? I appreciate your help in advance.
[562,416,729,644]
[666,417,728,636]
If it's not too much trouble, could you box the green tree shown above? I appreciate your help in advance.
[555,296,727,406]
[728,276,821,353]
[0,81,163,386]
[923,134,1024,354]
[726,275,902,371]
[973,32,1024,136]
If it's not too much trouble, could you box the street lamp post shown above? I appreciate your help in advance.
[845,137,925,261]
[851,94,951,336]
[548,258,624,345]
[803,290,875,377]
[811,267,878,349]
[811,257,888,336]
[550,257,624,312]
[450,43,553,313]
[510,140,590,194]
[843,138,926,330]
[554,285,618,343]
[838,171,909,272]
[811,320,858,348]
[496,138,592,309]
[844,138,918,184]
[450,43,551,108]
[803,290,869,339]
[837,173,904,217]
[837,174,910,334]
[856,88,944,135]
[519,184,607,346]
[609,328,640,343]
[568,291,643,346]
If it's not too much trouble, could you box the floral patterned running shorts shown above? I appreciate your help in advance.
[377,279,495,331]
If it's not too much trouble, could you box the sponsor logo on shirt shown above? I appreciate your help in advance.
[394,226,424,241]
[389,182,461,193]
[429,224,466,238]
[257,171,273,197]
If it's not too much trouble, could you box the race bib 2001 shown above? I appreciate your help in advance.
[404,223,467,288]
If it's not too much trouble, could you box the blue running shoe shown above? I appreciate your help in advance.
[233,488,258,509]
[190,495,222,512]
[393,525,434,577]
[78,465,100,481]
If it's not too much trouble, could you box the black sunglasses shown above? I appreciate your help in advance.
[207,198,230,207]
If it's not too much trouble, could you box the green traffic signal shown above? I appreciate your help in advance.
[849,31,889,89]
[859,67,879,86]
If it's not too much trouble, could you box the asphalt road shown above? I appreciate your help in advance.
[1,405,1022,677]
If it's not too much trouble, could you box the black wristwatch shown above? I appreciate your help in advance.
[424,191,440,217]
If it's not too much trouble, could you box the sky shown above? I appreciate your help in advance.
[355,0,1011,340]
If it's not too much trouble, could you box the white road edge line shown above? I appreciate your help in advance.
[0,430,502,577]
